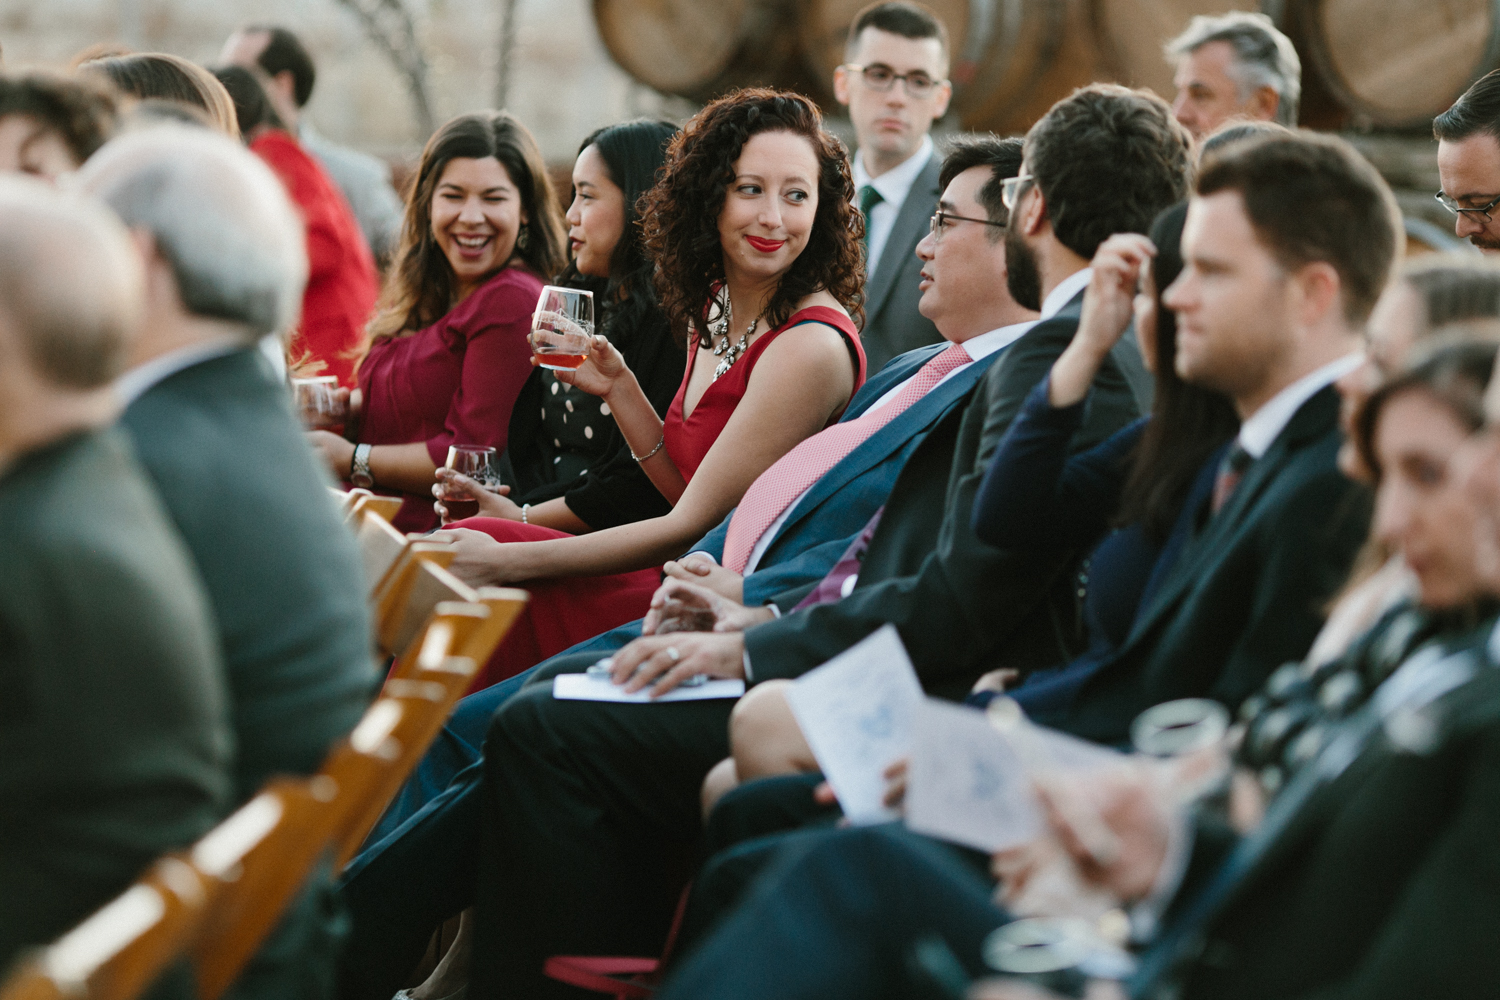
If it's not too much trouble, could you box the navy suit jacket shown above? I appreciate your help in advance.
[688,340,1012,606]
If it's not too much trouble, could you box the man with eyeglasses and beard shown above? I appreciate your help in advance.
[835,1,953,372]
[1436,69,1500,254]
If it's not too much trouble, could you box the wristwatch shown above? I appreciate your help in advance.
[350,443,375,488]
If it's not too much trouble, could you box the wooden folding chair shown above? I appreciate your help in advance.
[373,549,463,657]
[354,506,411,594]
[189,779,342,1000]
[0,856,210,1000]
[348,493,403,525]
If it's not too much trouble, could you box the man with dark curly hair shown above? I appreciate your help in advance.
[0,73,116,180]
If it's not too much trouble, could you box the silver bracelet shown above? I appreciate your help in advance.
[521,503,530,524]
[631,434,666,463]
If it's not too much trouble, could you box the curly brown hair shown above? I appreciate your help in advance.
[640,88,864,346]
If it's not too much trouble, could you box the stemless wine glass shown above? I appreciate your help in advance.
[439,444,499,522]
[291,375,346,430]
[529,285,594,371]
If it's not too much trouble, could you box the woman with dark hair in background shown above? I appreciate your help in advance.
[214,64,378,387]
[306,110,566,531]
[80,52,238,136]
[429,88,866,674]
[430,118,682,685]
[0,73,116,180]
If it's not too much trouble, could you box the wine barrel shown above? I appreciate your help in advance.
[593,0,810,102]
[1267,0,1500,129]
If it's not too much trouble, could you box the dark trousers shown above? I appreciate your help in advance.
[659,824,1007,1000]
[469,654,737,998]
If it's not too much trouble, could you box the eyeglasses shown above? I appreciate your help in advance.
[842,63,944,99]
[929,211,1006,240]
[1001,172,1034,212]
[1435,189,1500,222]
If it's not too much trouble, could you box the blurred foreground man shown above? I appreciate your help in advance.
[79,126,378,999]
[1165,11,1300,140]
[0,176,231,977]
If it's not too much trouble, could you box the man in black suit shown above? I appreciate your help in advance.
[467,85,1191,998]
[78,127,378,1000]
[0,176,232,983]
[838,1,951,371]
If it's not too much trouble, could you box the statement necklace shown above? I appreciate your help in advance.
[709,292,761,381]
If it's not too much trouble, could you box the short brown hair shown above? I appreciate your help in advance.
[845,2,949,64]
[1024,84,1192,260]
[1197,131,1398,324]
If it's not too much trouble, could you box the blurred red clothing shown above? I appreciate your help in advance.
[251,129,380,387]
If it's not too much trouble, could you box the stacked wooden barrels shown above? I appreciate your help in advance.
[593,0,1500,136]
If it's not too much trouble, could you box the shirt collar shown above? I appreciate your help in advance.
[1041,267,1092,320]
[115,338,244,406]
[852,135,935,211]
[1236,352,1362,459]
[955,319,1041,363]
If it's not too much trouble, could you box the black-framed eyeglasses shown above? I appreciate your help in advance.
[842,63,944,99]
[1435,189,1500,222]
[929,211,1005,240]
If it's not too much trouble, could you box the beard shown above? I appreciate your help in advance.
[1472,233,1500,253]
[1005,225,1043,311]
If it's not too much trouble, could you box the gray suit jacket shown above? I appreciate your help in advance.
[859,150,943,374]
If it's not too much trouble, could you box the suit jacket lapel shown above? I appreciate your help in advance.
[1119,386,1342,654]
[863,152,940,326]
[763,344,1004,554]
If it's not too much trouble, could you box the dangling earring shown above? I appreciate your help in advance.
[517,224,529,250]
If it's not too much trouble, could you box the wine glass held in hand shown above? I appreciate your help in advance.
[529,285,594,371]
[291,376,347,430]
[439,444,499,522]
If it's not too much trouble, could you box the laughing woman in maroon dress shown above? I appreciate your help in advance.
[306,111,566,531]
[433,90,867,677]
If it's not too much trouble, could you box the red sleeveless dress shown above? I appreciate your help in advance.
[454,305,864,690]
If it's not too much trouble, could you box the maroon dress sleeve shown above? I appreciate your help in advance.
[424,268,543,466]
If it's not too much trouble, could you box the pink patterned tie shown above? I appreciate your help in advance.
[722,342,973,573]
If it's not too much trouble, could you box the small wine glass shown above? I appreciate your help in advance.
[529,285,594,371]
[291,376,346,430]
[439,445,499,523]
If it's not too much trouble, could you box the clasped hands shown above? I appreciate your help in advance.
[594,554,775,698]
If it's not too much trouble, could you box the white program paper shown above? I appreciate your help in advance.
[905,698,1046,853]
[552,673,745,704]
[785,625,924,824]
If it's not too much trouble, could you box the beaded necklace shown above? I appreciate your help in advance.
[708,291,762,381]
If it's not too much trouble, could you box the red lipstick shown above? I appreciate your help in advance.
[746,236,786,253]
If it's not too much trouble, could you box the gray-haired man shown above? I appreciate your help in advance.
[79,127,377,999]
[1165,11,1300,140]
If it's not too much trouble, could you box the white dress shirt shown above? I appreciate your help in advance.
[853,135,935,278]
[740,319,1039,575]
[1235,353,1363,460]
[114,337,245,406]
[1040,267,1093,320]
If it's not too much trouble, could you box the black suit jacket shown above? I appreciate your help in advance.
[857,151,943,373]
[745,290,1152,699]
[1064,386,1370,744]
[121,349,378,803]
[1138,638,1500,1000]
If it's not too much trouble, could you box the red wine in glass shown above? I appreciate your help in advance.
[441,496,480,521]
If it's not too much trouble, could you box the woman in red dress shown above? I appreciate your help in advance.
[432,90,867,680]
[306,112,566,532]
